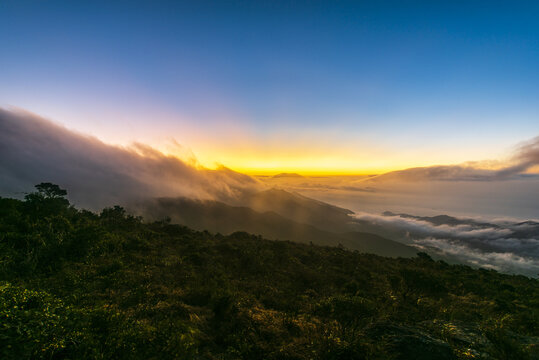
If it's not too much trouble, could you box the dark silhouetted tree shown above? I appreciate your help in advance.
[24,183,70,216]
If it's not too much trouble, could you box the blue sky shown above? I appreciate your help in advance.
[1,0,538,173]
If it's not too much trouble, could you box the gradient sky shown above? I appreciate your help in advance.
[1,0,539,174]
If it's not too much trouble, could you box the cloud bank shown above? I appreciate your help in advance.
[0,108,262,209]
[364,137,539,182]
[414,237,539,276]
[351,212,539,276]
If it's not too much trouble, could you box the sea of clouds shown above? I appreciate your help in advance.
[351,212,539,277]
[2,107,538,276]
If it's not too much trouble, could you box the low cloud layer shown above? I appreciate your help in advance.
[0,108,262,209]
[351,212,539,276]
[364,137,539,182]
[353,212,514,240]
[414,237,539,276]
[259,174,539,220]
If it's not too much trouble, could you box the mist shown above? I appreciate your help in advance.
[0,108,262,209]
[258,174,539,220]
[344,212,539,276]
[364,136,539,182]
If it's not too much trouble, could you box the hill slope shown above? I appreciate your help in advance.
[238,188,354,232]
[139,196,417,258]
[1,188,539,359]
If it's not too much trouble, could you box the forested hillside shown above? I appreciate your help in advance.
[1,184,538,359]
[140,196,417,258]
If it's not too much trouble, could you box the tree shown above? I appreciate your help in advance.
[24,183,70,216]
[34,183,68,199]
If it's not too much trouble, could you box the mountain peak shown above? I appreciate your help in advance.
[272,172,304,178]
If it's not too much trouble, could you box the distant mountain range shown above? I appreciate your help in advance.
[381,211,539,240]
[271,172,305,178]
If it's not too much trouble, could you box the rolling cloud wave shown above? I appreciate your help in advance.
[0,108,262,209]
[363,137,539,182]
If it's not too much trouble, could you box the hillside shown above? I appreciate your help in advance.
[0,184,538,359]
[139,196,416,258]
[238,188,354,232]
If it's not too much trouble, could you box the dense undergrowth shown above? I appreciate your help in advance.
[0,184,538,359]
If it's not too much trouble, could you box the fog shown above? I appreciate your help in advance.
[258,174,539,220]
[0,108,262,209]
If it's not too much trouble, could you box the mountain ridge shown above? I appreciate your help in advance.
[138,195,417,258]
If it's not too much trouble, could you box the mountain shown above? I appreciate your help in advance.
[382,211,499,228]
[339,231,417,257]
[238,188,355,232]
[271,172,305,178]
[2,191,538,360]
[139,196,417,258]
[381,211,539,240]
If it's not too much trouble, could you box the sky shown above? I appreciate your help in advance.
[1,0,539,174]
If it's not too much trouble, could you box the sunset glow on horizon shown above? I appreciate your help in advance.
[2,1,539,179]
[0,0,538,184]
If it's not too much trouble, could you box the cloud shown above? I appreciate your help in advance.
[352,212,513,240]
[351,212,539,276]
[288,183,377,193]
[364,136,539,182]
[256,174,378,194]
[413,237,539,277]
[0,108,262,209]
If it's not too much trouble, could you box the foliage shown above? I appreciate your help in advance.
[0,184,538,359]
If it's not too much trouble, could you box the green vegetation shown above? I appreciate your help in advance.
[0,183,538,359]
